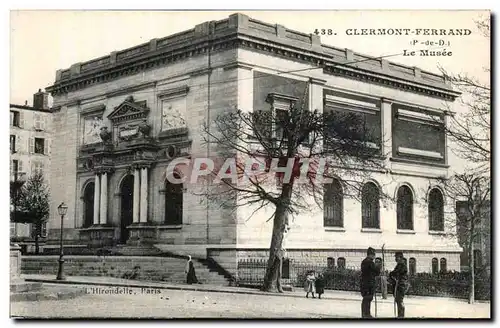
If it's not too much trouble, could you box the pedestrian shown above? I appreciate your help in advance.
[388,251,408,318]
[315,272,326,299]
[185,255,199,285]
[360,247,382,318]
[304,270,316,298]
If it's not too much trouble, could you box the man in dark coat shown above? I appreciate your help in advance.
[389,251,408,318]
[360,247,381,318]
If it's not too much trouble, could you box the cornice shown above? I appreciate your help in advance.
[47,21,460,101]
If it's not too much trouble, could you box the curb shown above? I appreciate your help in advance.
[24,277,486,306]
[23,277,399,304]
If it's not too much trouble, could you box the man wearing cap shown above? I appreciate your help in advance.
[389,251,408,318]
[360,247,382,318]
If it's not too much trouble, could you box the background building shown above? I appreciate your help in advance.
[10,89,53,253]
[45,13,462,279]
[456,200,491,275]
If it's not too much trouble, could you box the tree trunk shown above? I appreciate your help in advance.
[468,222,475,304]
[261,185,292,292]
[34,223,40,255]
[469,233,475,304]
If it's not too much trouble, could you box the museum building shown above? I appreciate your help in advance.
[45,13,463,278]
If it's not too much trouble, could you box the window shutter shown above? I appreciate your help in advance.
[16,135,23,153]
[19,111,25,128]
[19,160,23,173]
[28,137,34,154]
[41,116,47,131]
[43,139,48,155]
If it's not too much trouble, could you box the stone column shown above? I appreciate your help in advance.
[93,173,100,225]
[133,168,140,223]
[139,167,148,223]
[381,98,393,160]
[99,172,108,224]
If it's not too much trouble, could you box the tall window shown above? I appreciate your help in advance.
[362,182,380,228]
[431,258,439,274]
[474,250,483,270]
[440,258,447,273]
[397,185,414,230]
[165,174,183,225]
[10,135,16,153]
[10,111,20,127]
[337,257,346,269]
[429,188,445,231]
[324,179,344,227]
[282,259,290,279]
[275,108,290,140]
[409,257,417,275]
[34,138,45,154]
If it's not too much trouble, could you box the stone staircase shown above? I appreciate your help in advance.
[21,255,230,285]
[10,281,85,302]
[111,244,164,256]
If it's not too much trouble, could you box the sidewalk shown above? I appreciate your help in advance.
[22,274,487,307]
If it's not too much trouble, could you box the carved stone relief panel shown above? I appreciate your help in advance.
[83,116,104,145]
[161,96,187,131]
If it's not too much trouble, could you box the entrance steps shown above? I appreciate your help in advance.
[111,244,163,256]
[21,255,230,286]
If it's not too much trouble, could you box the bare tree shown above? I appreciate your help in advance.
[437,173,490,304]
[201,84,392,292]
[16,172,50,255]
[439,17,490,173]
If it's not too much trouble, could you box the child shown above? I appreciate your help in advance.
[315,273,326,299]
[304,270,316,298]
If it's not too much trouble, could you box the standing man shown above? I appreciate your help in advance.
[360,247,382,318]
[389,251,408,318]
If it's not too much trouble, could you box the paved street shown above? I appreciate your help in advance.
[11,283,490,319]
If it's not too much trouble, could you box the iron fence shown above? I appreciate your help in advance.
[237,259,491,300]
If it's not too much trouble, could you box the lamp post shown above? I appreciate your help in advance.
[56,202,68,280]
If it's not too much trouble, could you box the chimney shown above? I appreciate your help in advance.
[33,89,49,109]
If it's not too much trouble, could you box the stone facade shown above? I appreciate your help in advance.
[46,13,462,276]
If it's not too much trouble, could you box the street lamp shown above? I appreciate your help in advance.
[56,202,68,280]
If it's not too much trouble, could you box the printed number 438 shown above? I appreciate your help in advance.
[314,29,335,35]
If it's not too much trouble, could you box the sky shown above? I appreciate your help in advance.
[10,10,489,105]
[9,10,490,173]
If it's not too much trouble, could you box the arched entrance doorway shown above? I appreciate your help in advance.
[120,174,134,244]
[83,182,95,228]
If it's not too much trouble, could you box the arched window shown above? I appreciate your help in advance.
[324,179,343,227]
[409,257,417,275]
[337,257,346,269]
[82,182,95,228]
[474,250,483,270]
[327,257,335,268]
[440,258,447,273]
[397,185,414,230]
[362,182,380,228]
[428,188,444,231]
[165,174,183,225]
[432,258,439,274]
